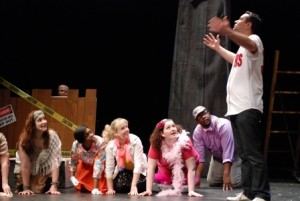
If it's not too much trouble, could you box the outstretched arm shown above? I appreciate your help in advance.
[45,166,61,195]
[203,33,235,64]
[0,153,13,197]
[195,162,205,188]
[18,147,35,195]
[138,158,156,196]
[222,162,233,190]
[128,173,141,195]
[207,16,258,54]
[185,157,203,197]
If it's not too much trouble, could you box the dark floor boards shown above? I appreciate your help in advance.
[4,178,300,201]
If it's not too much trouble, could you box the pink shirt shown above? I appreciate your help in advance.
[148,139,199,179]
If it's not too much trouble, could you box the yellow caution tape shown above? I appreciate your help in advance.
[8,149,17,157]
[0,76,78,131]
[9,149,70,158]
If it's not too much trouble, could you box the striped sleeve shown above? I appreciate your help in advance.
[0,132,8,155]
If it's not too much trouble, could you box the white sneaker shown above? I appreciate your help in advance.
[252,198,267,201]
[226,192,251,201]
[91,188,102,195]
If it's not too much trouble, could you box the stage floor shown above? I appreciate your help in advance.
[4,178,300,201]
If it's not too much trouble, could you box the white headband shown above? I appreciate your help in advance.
[33,110,44,121]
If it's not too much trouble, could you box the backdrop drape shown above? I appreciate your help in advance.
[168,0,231,133]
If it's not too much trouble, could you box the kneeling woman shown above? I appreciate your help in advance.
[139,119,203,197]
[103,118,147,195]
[15,110,62,195]
[69,125,107,194]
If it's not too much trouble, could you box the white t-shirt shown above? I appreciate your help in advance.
[225,34,264,116]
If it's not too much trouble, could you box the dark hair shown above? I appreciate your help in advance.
[74,125,87,143]
[150,119,173,152]
[245,11,262,35]
[17,110,50,156]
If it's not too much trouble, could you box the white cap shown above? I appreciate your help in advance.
[192,106,206,119]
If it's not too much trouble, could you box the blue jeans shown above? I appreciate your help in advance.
[230,109,271,201]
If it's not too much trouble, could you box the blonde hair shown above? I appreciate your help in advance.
[101,118,129,142]
[101,124,113,142]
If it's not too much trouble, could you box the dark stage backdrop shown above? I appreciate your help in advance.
[0,0,180,151]
[0,0,298,154]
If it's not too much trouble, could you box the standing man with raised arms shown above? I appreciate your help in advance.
[203,11,270,201]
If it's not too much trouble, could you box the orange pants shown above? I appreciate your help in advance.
[74,160,107,194]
